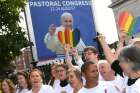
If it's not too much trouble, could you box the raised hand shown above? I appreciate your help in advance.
[71,48,78,56]
[64,44,71,52]
[71,48,81,62]
[118,31,127,42]
[48,24,56,36]
[98,34,106,43]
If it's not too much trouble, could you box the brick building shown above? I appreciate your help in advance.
[13,48,32,71]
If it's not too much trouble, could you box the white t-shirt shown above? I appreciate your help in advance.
[119,71,140,93]
[78,81,121,93]
[112,72,140,93]
[104,75,126,93]
[114,71,140,93]
[54,82,73,93]
[16,89,29,93]
[126,78,140,93]
[70,89,74,93]
[27,85,55,93]
[53,80,60,89]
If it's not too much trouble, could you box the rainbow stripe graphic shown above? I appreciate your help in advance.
[118,11,140,36]
[58,28,80,47]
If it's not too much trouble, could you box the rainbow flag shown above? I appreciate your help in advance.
[132,17,140,35]
[118,11,140,36]
[58,28,81,47]
[58,31,65,45]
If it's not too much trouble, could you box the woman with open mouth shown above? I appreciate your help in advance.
[67,68,83,93]
[27,69,55,93]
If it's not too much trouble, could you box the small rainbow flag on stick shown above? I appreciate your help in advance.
[58,28,81,47]
[118,11,140,36]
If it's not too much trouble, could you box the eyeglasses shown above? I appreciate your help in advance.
[57,69,65,73]
[84,52,94,55]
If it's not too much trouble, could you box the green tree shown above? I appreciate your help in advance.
[0,0,29,71]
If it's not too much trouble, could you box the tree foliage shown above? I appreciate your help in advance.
[0,0,29,71]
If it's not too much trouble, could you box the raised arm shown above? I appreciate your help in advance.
[64,44,73,68]
[115,31,127,58]
[98,35,116,64]
[98,31,127,64]
[71,48,84,68]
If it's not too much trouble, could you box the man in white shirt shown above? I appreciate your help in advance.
[118,46,140,93]
[72,46,105,80]
[98,60,125,93]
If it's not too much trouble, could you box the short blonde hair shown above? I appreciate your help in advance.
[30,69,44,80]
[67,68,82,81]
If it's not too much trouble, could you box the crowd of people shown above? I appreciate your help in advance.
[1,31,140,93]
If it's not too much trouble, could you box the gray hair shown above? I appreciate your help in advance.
[61,12,73,25]
[61,12,73,20]
[118,46,140,71]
